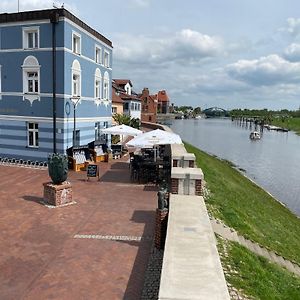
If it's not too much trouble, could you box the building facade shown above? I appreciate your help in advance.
[113,79,141,120]
[140,87,157,123]
[0,8,112,162]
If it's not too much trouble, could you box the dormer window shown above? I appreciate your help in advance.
[72,32,81,55]
[23,27,39,49]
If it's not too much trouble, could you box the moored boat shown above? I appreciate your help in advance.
[249,131,261,140]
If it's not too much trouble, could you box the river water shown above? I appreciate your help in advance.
[170,118,300,217]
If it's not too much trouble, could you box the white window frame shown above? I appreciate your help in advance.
[23,26,39,49]
[27,122,39,148]
[104,50,110,68]
[112,106,117,114]
[71,60,81,97]
[103,72,109,100]
[22,56,40,104]
[95,68,102,100]
[72,31,81,55]
[95,45,102,64]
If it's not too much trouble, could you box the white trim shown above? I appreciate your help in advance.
[0,92,111,102]
[0,19,50,28]
[0,47,113,71]
[95,44,102,64]
[22,56,40,105]
[22,26,40,49]
[63,17,113,50]
[27,122,39,148]
[72,30,81,55]
[104,50,110,68]
[0,115,112,124]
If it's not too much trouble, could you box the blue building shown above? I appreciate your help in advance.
[0,8,113,163]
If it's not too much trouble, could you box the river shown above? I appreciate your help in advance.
[170,118,300,217]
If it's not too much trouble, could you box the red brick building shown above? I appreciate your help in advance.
[140,88,158,123]
[156,90,170,114]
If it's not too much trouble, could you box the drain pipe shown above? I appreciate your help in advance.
[50,12,59,154]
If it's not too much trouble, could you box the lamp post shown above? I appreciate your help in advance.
[70,96,81,147]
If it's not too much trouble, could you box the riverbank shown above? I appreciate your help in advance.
[271,117,300,135]
[185,143,300,265]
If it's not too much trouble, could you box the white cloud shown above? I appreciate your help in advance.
[114,29,223,66]
[284,18,300,36]
[226,54,300,86]
[0,0,77,14]
[284,43,300,62]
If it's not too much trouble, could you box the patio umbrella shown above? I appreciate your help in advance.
[126,129,182,148]
[102,124,142,136]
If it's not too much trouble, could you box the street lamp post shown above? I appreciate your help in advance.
[70,96,81,147]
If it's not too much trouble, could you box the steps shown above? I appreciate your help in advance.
[211,217,300,277]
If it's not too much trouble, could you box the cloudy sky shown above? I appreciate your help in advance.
[2,0,300,109]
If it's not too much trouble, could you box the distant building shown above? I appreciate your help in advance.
[112,80,124,123]
[113,79,141,120]
[156,90,170,114]
[140,88,157,123]
[0,8,113,162]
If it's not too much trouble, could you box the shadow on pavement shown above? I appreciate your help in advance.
[122,210,156,300]
[22,195,45,205]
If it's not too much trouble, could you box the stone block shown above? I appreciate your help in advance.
[43,181,73,206]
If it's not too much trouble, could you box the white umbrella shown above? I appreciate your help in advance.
[126,129,182,148]
[102,124,142,136]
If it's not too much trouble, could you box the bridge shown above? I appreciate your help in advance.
[202,107,229,118]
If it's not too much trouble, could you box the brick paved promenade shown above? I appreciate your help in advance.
[0,159,157,300]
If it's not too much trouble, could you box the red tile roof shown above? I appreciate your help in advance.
[113,79,132,87]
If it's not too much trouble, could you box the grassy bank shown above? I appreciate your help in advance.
[217,237,300,300]
[271,117,300,135]
[185,143,300,265]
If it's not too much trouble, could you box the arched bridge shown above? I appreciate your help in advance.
[202,107,229,118]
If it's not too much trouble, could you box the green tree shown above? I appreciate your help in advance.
[113,113,141,129]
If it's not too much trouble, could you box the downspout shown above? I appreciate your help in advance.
[50,12,59,153]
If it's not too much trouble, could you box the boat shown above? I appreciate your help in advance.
[249,131,261,140]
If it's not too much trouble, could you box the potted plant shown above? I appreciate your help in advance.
[48,153,68,184]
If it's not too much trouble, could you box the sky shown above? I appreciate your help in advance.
[2,0,300,110]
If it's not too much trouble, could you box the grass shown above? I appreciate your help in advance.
[271,117,300,135]
[217,237,300,300]
[185,142,300,265]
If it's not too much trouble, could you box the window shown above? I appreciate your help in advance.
[23,27,39,49]
[71,60,81,97]
[104,51,109,67]
[95,80,101,98]
[27,122,39,147]
[22,56,40,104]
[95,68,102,100]
[95,46,102,64]
[112,107,117,114]
[27,72,39,93]
[131,103,134,110]
[124,102,129,110]
[103,72,109,100]
[72,74,80,96]
[95,122,101,141]
[72,32,81,55]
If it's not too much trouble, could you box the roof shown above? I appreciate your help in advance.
[157,90,169,102]
[113,79,133,87]
[0,8,112,47]
[119,92,140,102]
[112,90,123,104]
